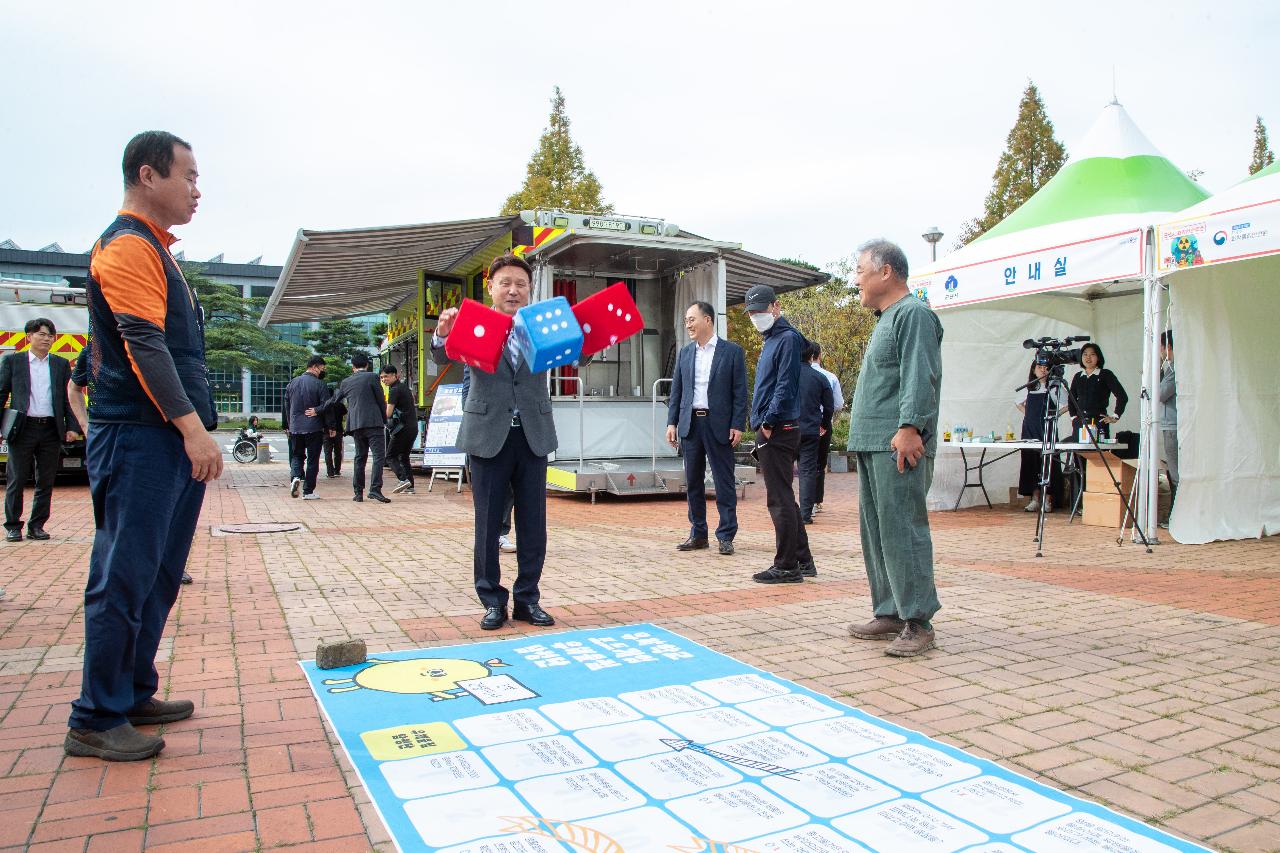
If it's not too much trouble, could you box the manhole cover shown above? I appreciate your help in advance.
[215,523,303,535]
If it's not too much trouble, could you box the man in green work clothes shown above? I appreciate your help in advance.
[846,239,943,657]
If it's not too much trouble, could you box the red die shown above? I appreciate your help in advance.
[444,298,513,374]
[572,282,645,357]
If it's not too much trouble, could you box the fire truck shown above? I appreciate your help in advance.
[0,280,89,476]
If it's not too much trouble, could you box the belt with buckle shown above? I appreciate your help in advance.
[26,416,54,424]
[510,414,522,428]
[693,409,709,417]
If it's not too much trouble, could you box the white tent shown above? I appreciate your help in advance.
[909,102,1208,531]
[1153,161,1280,542]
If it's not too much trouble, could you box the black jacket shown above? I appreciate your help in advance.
[0,351,77,436]
[317,370,385,432]
[1068,368,1128,424]
[797,363,835,437]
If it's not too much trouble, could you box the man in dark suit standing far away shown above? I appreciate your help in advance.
[308,352,389,503]
[430,253,557,631]
[666,300,747,555]
[1,318,79,542]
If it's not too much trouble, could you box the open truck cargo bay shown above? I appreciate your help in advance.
[260,211,827,498]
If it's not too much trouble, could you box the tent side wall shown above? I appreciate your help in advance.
[928,295,1145,511]
[1167,258,1280,542]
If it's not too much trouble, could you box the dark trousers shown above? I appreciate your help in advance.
[70,423,205,731]
[350,427,386,496]
[4,418,61,532]
[499,486,515,537]
[798,432,823,519]
[681,414,738,542]
[816,430,832,504]
[288,431,323,495]
[757,424,811,570]
[469,426,547,609]
[323,431,343,476]
[387,426,417,487]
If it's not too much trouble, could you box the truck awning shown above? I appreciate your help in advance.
[260,216,828,325]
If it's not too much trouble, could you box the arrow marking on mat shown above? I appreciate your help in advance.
[661,738,802,779]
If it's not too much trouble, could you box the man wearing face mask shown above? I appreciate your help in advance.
[283,356,329,500]
[743,284,816,583]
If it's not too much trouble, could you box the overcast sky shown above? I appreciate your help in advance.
[3,1,1277,276]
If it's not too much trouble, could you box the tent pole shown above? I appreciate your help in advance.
[1137,228,1160,543]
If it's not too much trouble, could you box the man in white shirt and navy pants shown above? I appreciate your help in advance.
[0,318,78,543]
[666,301,748,556]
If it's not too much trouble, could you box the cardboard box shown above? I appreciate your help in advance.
[1080,452,1136,495]
[1082,491,1133,527]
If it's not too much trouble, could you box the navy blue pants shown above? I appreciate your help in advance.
[69,423,205,731]
[681,414,738,542]
[469,426,546,609]
[288,431,323,495]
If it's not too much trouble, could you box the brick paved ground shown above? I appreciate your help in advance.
[1,462,1278,852]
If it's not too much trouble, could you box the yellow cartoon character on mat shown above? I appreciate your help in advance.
[323,657,512,701]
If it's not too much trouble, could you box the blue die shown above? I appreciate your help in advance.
[511,296,584,373]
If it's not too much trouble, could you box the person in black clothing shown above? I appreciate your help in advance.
[321,383,345,478]
[797,344,835,525]
[307,352,389,503]
[283,356,330,499]
[1068,343,1127,439]
[1015,359,1068,512]
[380,364,418,494]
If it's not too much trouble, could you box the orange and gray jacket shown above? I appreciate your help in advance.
[85,211,217,429]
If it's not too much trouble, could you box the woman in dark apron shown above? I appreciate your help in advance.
[1016,359,1067,512]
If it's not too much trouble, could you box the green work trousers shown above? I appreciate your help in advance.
[856,451,941,629]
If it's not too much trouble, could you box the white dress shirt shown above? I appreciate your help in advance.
[691,335,718,409]
[26,350,54,417]
[813,363,844,411]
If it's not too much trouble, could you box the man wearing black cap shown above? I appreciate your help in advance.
[743,284,816,583]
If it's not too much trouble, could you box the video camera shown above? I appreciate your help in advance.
[1023,335,1090,369]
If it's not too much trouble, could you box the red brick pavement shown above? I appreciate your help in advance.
[1,463,1278,852]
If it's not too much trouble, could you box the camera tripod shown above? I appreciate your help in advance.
[1015,364,1152,557]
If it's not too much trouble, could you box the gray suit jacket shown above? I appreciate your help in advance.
[431,341,557,459]
[320,370,386,432]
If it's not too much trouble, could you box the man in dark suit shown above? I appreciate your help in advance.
[666,300,748,556]
[797,343,835,524]
[1,318,79,542]
[431,253,556,631]
[307,352,389,502]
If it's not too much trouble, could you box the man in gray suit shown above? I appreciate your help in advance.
[308,352,389,503]
[432,253,556,631]
[1,318,80,542]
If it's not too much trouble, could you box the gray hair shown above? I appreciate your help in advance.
[857,239,909,282]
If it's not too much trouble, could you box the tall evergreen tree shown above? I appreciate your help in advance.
[306,318,371,382]
[1249,115,1275,175]
[957,82,1067,245]
[501,87,612,215]
[182,263,308,374]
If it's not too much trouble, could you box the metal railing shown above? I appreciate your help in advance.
[651,378,673,471]
[549,375,586,472]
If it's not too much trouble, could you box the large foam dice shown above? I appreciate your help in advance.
[572,282,645,357]
[444,298,512,374]
[510,296,584,374]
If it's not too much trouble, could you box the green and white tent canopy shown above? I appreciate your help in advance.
[911,101,1209,309]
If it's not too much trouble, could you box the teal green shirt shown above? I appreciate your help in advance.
[846,294,943,456]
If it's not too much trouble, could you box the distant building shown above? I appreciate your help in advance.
[0,240,384,417]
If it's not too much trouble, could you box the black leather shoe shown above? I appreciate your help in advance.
[676,536,709,551]
[181,572,193,585]
[752,566,803,584]
[367,492,392,504]
[127,697,195,726]
[480,606,508,630]
[352,494,364,502]
[65,723,164,761]
[802,516,814,525]
[512,603,555,627]
[718,540,735,556]
[798,559,818,577]
[6,530,23,543]
[27,527,50,541]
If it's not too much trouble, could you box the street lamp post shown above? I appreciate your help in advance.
[922,226,944,262]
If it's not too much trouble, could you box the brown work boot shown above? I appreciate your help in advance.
[127,697,195,726]
[885,620,936,657]
[848,615,906,640]
[65,723,165,761]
